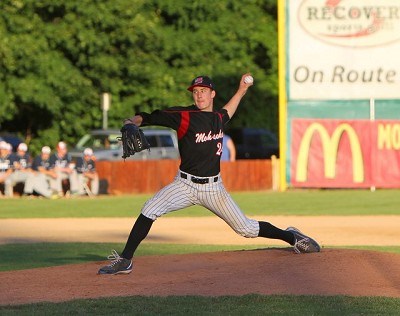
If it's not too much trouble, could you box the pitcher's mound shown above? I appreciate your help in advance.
[1,248,400,306]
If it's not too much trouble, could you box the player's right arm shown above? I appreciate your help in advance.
[223,73,253,119]
[37,165,55,178]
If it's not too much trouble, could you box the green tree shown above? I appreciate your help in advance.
[0,0,278,155]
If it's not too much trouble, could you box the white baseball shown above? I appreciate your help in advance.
[244,75,254,84]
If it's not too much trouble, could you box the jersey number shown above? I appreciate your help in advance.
[216,142,222,156]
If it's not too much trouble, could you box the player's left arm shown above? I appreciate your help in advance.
[223,73,253,119]
[124,115,143,126]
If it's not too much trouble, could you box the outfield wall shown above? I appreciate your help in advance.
[96,160,273,194]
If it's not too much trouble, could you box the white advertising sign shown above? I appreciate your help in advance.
[288,0,400,100]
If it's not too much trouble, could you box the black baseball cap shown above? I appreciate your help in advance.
[187,76,215,91]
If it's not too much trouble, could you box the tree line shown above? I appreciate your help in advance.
[0,0,278,155]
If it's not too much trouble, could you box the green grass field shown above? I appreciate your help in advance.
[1,190,399,314]
[2,295,400,315]
[1,189,400,218]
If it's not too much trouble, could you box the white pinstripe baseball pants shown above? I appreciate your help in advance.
[141,170,260,238]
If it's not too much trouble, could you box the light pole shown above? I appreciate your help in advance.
[101,92,110,130]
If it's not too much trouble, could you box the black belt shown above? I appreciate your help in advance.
[180,172,218,184]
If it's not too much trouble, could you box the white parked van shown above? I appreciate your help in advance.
[70,128,179,161]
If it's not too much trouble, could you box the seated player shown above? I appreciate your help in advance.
[24,146,58,199]
[49,141,79,196]
[75,148,99,196]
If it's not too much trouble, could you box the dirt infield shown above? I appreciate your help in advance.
[0,216,399,305]
[1,216,400,246]
[1,249,400,306]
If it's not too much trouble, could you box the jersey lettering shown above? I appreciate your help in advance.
[195,130,223,143]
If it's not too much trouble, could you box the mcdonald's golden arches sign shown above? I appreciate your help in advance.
[291,119,400,188]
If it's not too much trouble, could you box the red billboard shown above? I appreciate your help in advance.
[291,119,400,188]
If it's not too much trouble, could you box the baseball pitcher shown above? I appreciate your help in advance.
[98,74,320,275]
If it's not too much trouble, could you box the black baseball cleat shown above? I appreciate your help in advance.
[98,250,133,275]
[286,227,321,254]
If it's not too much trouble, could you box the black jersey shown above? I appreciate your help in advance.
[139,105,230,177]
[0,155,12,173]
[10,153,31,169]
[75,157,96,174]
[32,155,52,171]
[49,153,72,168]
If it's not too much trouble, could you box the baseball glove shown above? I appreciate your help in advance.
[118,124,150,159]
